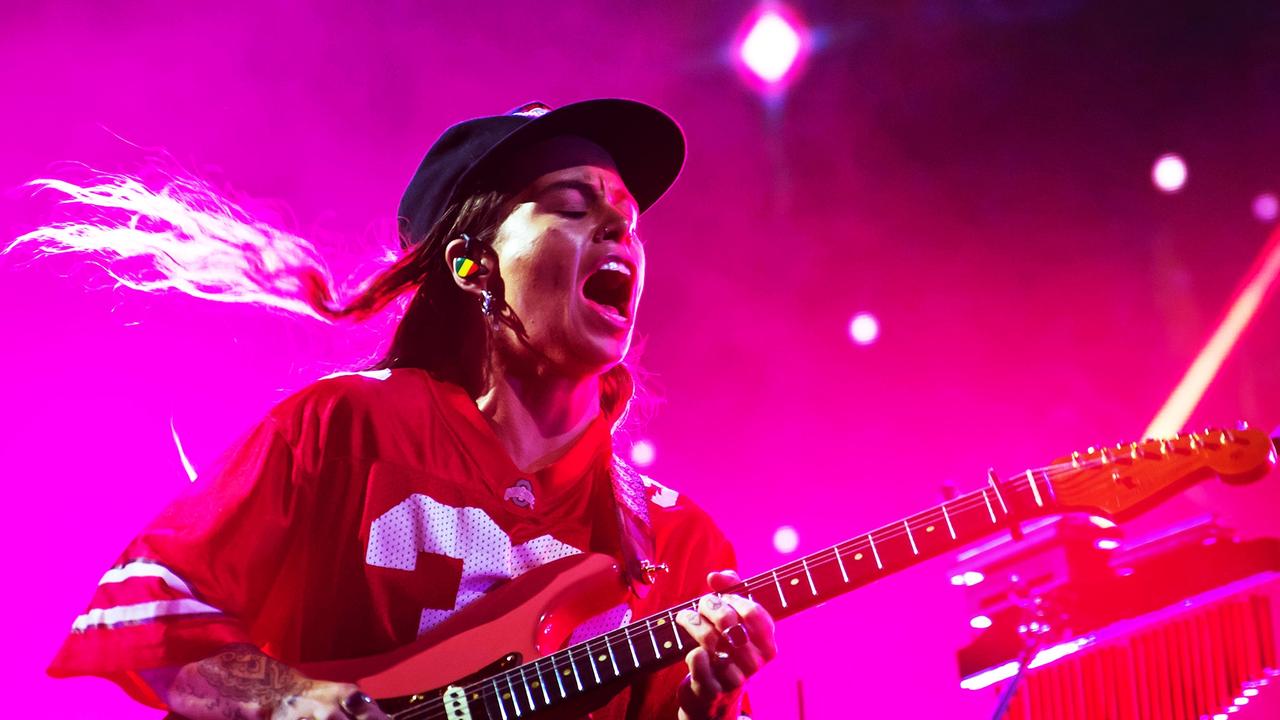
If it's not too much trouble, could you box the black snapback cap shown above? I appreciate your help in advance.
[397,99,686,247]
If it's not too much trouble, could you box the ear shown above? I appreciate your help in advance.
[443,236,495,297]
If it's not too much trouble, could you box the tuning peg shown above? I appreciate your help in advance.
[1071,451,1082,468]
[1236,420,1250,431]
[1220,430,1234,444]
[1160,440,1172,455]
[1099,447,1113,464]
[1189,435,1203,450]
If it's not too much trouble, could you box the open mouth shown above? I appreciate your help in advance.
[581,258,634,320]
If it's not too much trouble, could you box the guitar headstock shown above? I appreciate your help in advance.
[1048,426,1277,519]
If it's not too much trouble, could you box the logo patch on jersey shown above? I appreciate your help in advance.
[504,478,536,509]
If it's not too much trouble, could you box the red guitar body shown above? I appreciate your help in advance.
[302,553,629,701]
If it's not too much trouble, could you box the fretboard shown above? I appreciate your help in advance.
[410,469,1057,720]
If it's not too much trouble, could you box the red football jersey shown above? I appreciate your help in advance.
[49,369,738,719]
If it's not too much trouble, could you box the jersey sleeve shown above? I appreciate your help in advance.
[46,414,310,708]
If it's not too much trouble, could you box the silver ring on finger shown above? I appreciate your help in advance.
[725,623,750,649]
[341,691,375,719]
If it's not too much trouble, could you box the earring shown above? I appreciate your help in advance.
[481,289,500,329]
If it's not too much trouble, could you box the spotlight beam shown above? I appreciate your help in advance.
[1144,224,1280,438]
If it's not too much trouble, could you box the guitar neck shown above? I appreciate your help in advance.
[735,470,1053,621]
[430,470,1056,720]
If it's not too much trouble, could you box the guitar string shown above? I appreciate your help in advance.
[387,448,1189,720]
[386,455,1120,720]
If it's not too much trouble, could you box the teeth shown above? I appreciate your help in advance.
[599,260,632,276]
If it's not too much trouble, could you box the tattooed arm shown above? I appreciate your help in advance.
[139,644,387,720]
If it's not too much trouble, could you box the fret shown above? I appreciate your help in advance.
[519,665,536,712]
[550,652,566,698]
[569,647,584,691]
[507,672,523,717]
[1025,469,1044,507]
[987,470,1009,514]
[605,639,620,676]
[588,645,602,684]
[535,662,551,705]
[673,610,686,650]
[835,545,849,582]
[942,502,957,539]
[982,488,996,523]
[647,618,662,659]
[802,557,817,595]
[772,569,788,608]
[904,520,919,555]
[492,678,509,720]
[868,533,883,569]
[626,628,640,667]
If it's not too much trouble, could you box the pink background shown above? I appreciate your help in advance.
[3,2,1279,717]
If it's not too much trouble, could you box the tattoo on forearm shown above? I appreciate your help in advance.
[196,644,313,704]
[171,643,313,719]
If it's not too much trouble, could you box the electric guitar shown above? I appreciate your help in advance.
[292,428,1277,720]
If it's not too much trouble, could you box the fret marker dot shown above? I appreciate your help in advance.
[656,618,666,625]
[531,681,539,688]
[472,694,480,700]
[562,669,572,676]
[502,692,511,699]
[790,577,800,586]
[854,552,864,560]
[664,641,673,649]
[598,654,607,662]
[926,525,935,532]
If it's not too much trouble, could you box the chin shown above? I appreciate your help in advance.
[566,336,631,378]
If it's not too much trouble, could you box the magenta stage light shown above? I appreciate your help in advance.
[734,4,809,94]
[1151,152,1188,193]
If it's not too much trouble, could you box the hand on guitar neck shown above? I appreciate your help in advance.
[675,570,779,720]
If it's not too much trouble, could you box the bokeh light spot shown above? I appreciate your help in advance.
[629,439,655,467]
[970,615,993,629]
[849,312,880,345]
[1252,192,1278,223]
[773,525,799,554]
[1151,153,1188,193]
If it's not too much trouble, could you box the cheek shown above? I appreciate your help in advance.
[502,231,578,308]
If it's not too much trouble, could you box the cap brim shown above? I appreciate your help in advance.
[459,98,686,214]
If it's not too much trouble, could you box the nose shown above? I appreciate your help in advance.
[595,208,638,246]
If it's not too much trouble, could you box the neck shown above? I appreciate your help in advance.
[475,364,602,474]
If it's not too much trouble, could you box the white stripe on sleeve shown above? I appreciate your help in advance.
[72,598,223,632]
[98,560,195,597]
